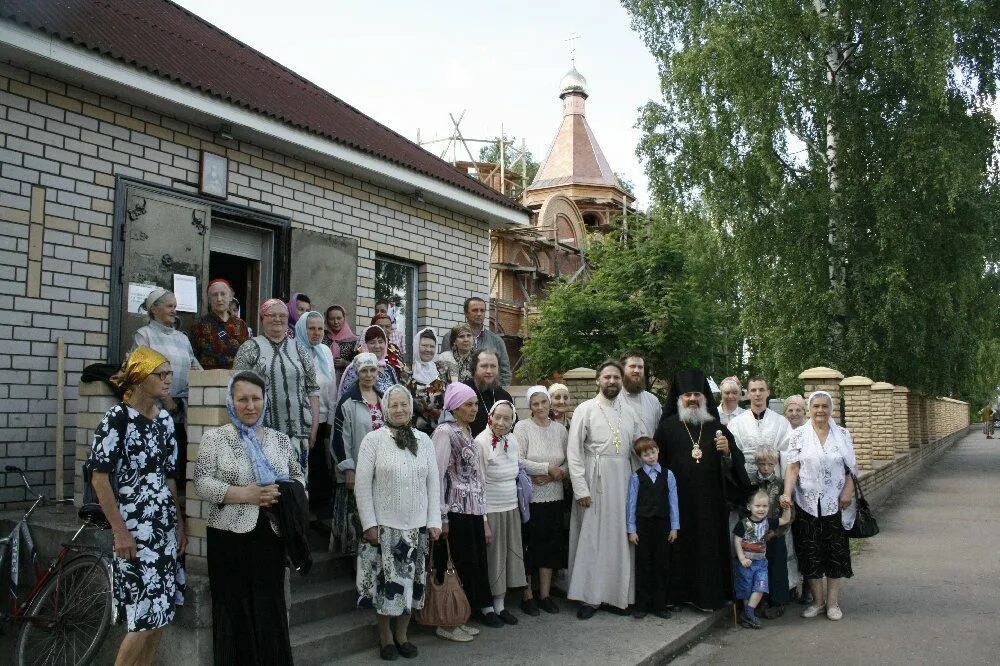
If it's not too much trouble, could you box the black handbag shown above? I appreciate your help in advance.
[846,472,879,538]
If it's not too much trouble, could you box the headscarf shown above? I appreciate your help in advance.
[226,373,285,485]
[720,375,742,391]
[295,311,333,383]
[412,327,441,385]
[286,292,306,326]
[526,385,550,405]
[444,381,477,412]
[353,352,378,371]
[547,383,569,398]
[662,368,721,421]
[140,287,169,314]
[358,325,389,361]
[382,384,419,455]
[208,278,231,291]
[485,399,517,457]
[324,305,355,359]
[113,346,168,398]
[784,394,805,409]
[260,298,286,317]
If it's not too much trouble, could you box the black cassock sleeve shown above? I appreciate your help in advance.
[718,425,754,509]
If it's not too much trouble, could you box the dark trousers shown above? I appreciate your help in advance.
[765,532,790,605]
[634,515,671,612]
[435,512,492,611]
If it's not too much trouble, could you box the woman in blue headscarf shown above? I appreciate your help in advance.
[194,370,304,665]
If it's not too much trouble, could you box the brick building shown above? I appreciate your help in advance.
[0,0,528,503]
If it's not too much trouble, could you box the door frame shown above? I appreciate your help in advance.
[110,177,291,363]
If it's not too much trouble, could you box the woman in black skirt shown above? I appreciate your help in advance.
[194,371,305,664]
[513,385,569,614]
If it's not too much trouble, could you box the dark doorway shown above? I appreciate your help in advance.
[210,252,260,332]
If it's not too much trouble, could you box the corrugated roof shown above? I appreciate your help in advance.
[1,0,526,213]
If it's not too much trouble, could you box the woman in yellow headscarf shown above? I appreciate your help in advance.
[88,346,186,665]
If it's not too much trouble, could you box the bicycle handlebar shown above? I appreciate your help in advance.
[4,465,42,500]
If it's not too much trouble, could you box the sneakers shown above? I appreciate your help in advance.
[538,597,559,614]
[435,627,473,643]
[826,605,844,621]
[801,604,826,618]
[739,606,761,629]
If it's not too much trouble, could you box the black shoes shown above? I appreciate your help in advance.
[478,611,505,628]
[577,604,597,620]
[497,609,519,625]
[379,644,398,661]
[520,598,540,616]
[633,610,647,619]
[602,604,629,616]
[538,596,559,614]
[394,640,418,659]
[653,609,672,620]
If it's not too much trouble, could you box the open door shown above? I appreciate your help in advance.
[111,184,211,363]
[288,229,358,326]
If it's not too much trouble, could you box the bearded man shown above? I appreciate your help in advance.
[620,351,662,438]
[654,369,752,611]
[462,348,512,437]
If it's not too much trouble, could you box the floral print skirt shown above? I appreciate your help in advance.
[331,486,362,555]
[113,537,185,632]
[356,526,428,617]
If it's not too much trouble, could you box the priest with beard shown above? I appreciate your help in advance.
[654,369,753,612]
[463,348,513,437]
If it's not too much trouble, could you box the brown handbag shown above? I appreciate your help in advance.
[417,537,471,627]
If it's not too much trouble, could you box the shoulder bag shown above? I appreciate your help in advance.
[846,472,879,538]
[418,537,471,627]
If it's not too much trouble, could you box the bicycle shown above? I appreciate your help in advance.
[1,465,114,665]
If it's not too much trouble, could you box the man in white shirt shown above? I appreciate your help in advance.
[728,377,792,476]
[620,351,662,438]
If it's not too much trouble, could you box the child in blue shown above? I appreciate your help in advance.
[626,437,680,619]
[733,488,791,628]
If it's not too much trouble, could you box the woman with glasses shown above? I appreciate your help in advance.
[233,298,321,476]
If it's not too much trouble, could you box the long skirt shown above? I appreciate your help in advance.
[207,514,292,666]
[332,486,361,556]
[486,508,527,596]
[792,509,853,580]
[357,526,429,617]
[524,500,567,571]
[435,513,491,612]
[765,532,790,604]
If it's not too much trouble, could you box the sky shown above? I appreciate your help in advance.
[172,0,663,207]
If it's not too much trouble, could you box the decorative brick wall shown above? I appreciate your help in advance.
[561,367,597,421]
[840,376,873,470]
[892,386,910,454]
[72,380,117,505]
[1,61,494,504]
[870,382,895,462]
[799,367,844,422]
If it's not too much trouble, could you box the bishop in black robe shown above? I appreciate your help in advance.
[654,369,752,611]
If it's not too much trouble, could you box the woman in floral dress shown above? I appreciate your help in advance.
[88,346,186,665]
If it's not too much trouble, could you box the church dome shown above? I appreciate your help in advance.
[559,66,588,96]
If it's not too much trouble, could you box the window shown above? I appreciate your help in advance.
[375,256,417,364]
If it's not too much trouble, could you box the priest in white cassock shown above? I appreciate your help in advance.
[567,359,641,620]
[620,351,662,438]
[727,376,798,611]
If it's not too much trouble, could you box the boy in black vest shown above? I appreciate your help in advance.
[626,437,680,619]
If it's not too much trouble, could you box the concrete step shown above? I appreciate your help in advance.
[290,575,357,627]
[291,549,353,586]
[289,609,375,665]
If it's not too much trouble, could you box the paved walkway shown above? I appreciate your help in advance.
[670,430,1000,665]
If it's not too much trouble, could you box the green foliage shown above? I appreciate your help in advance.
[622,0,1000,398]
[520,210,735,383]
[478,136,539,194]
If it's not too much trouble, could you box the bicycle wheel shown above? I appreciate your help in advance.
[16,554,113,666]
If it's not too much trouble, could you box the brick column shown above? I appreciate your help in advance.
[184,369,232,568]
[799,367,845,422]
[871,382,896,461]
[74,381,119,505]
[561,367,597,422]
[840,376,873,470]
[893,386,911,454]
[917,393,930,445]
[906,391,921,448]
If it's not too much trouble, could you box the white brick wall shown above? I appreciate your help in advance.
[0,60,492,503]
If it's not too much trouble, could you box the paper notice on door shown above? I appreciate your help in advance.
[127,283,159,314]
[173,274,199,313]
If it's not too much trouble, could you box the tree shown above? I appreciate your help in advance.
[478,136,539,197]
[623,0,1000,397]
[520,209,735,383]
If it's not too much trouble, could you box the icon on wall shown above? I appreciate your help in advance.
[200,150,229,199]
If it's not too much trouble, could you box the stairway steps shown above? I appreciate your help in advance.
[289,609,375,665]
[290,575,357,626]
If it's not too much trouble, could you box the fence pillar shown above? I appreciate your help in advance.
[871,382,896,461]
[840,376,873,470]
[892,385,910,454]
[561,367,597,422]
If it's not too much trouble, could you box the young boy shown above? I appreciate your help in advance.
[751,445,794,618]
[626,437,679,620]
[734,488,792,629]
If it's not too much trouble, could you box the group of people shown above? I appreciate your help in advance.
[86,282,861,664]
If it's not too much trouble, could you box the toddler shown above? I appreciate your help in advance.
[733,488,791,628]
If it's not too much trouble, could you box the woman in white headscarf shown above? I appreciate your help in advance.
[296,310,337,506]
[780,391,857,622]
[408,327,452,435]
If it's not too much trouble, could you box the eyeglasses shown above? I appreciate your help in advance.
[152,370,174,381]
[263,313,288,321]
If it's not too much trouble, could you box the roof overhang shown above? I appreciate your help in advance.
[0,21,528,229]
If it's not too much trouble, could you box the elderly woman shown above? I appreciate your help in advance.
[323,305,358,385]
[134,287,202,490]
[233,298,320,475]
[88,347,186,665]
[331,353,384,556]
[355,384,441,660]
[780,391,857,621]
[547,383,572,429]
[784,394,807,428]
[194,370,303,663]
[718,376,745,425]
[432,382,500,641]
[514,385,568,615]
[409,327,452,435]
[191,278,250,370]
[337,325,400,401]
[475,400,528,625]
[437,323,475,383]
[297,310,337,505]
